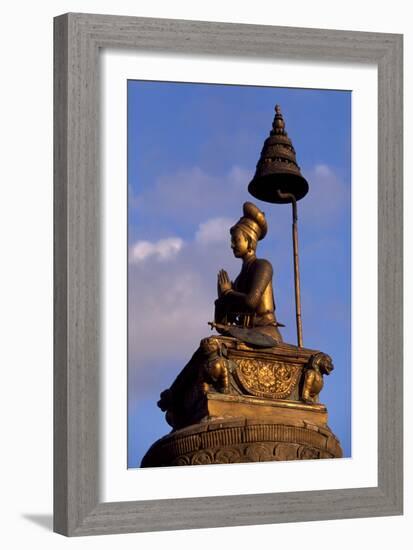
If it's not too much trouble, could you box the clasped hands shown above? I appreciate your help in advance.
[217,269,232,298]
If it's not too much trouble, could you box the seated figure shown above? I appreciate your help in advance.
[213,201,283,346]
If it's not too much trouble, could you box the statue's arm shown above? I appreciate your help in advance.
[219,259,272,312]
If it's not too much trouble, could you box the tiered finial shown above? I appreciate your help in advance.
[248,104,309,204]
[272,104,286,134]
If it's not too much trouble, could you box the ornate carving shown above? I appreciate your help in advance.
[274,443,299,460]
[200,337,230,394]
[150,441,332,466]
[301,352,334,403]
[234,358,302,399]
[140,419,343,467]
[171,455,191,467]
[214,448,243,464]
[191,450,214,465]
[298,446,321,460]
[244,443,273,462]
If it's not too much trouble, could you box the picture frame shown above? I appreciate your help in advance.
[53,12,403,536]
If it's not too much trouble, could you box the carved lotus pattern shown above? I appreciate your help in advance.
[234,359,302,399]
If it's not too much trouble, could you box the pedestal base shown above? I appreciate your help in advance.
[142,336,343,467]
[141,394,342,467]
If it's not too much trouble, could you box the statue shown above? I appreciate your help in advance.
[212,202,283,346]
[140,105,344,467]
[301,352,334,404]
[200,337,230,394]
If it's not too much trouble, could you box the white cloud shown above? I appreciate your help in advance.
[314,163,333,177]
[130,237,183,263]
[195,217,234,245]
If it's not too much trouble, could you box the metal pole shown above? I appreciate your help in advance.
[291,199,303,347]
[276,191,303,347]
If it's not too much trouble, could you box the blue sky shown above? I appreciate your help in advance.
[127,80,351,467]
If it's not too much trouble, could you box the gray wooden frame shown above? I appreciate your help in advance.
[54,12,403,536]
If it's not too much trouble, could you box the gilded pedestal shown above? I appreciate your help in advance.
[141,336,343,467]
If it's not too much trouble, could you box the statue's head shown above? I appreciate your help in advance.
[230,202,267,258]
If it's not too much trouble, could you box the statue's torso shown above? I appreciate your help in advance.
[233,258,276,320]
[214,256,283,343]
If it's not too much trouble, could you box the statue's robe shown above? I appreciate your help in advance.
[214,256,283,343]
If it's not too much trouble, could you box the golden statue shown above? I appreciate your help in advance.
[213,201,283,346]
[140,105,344,467]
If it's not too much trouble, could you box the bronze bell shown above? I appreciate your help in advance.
[248,105,309,204]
